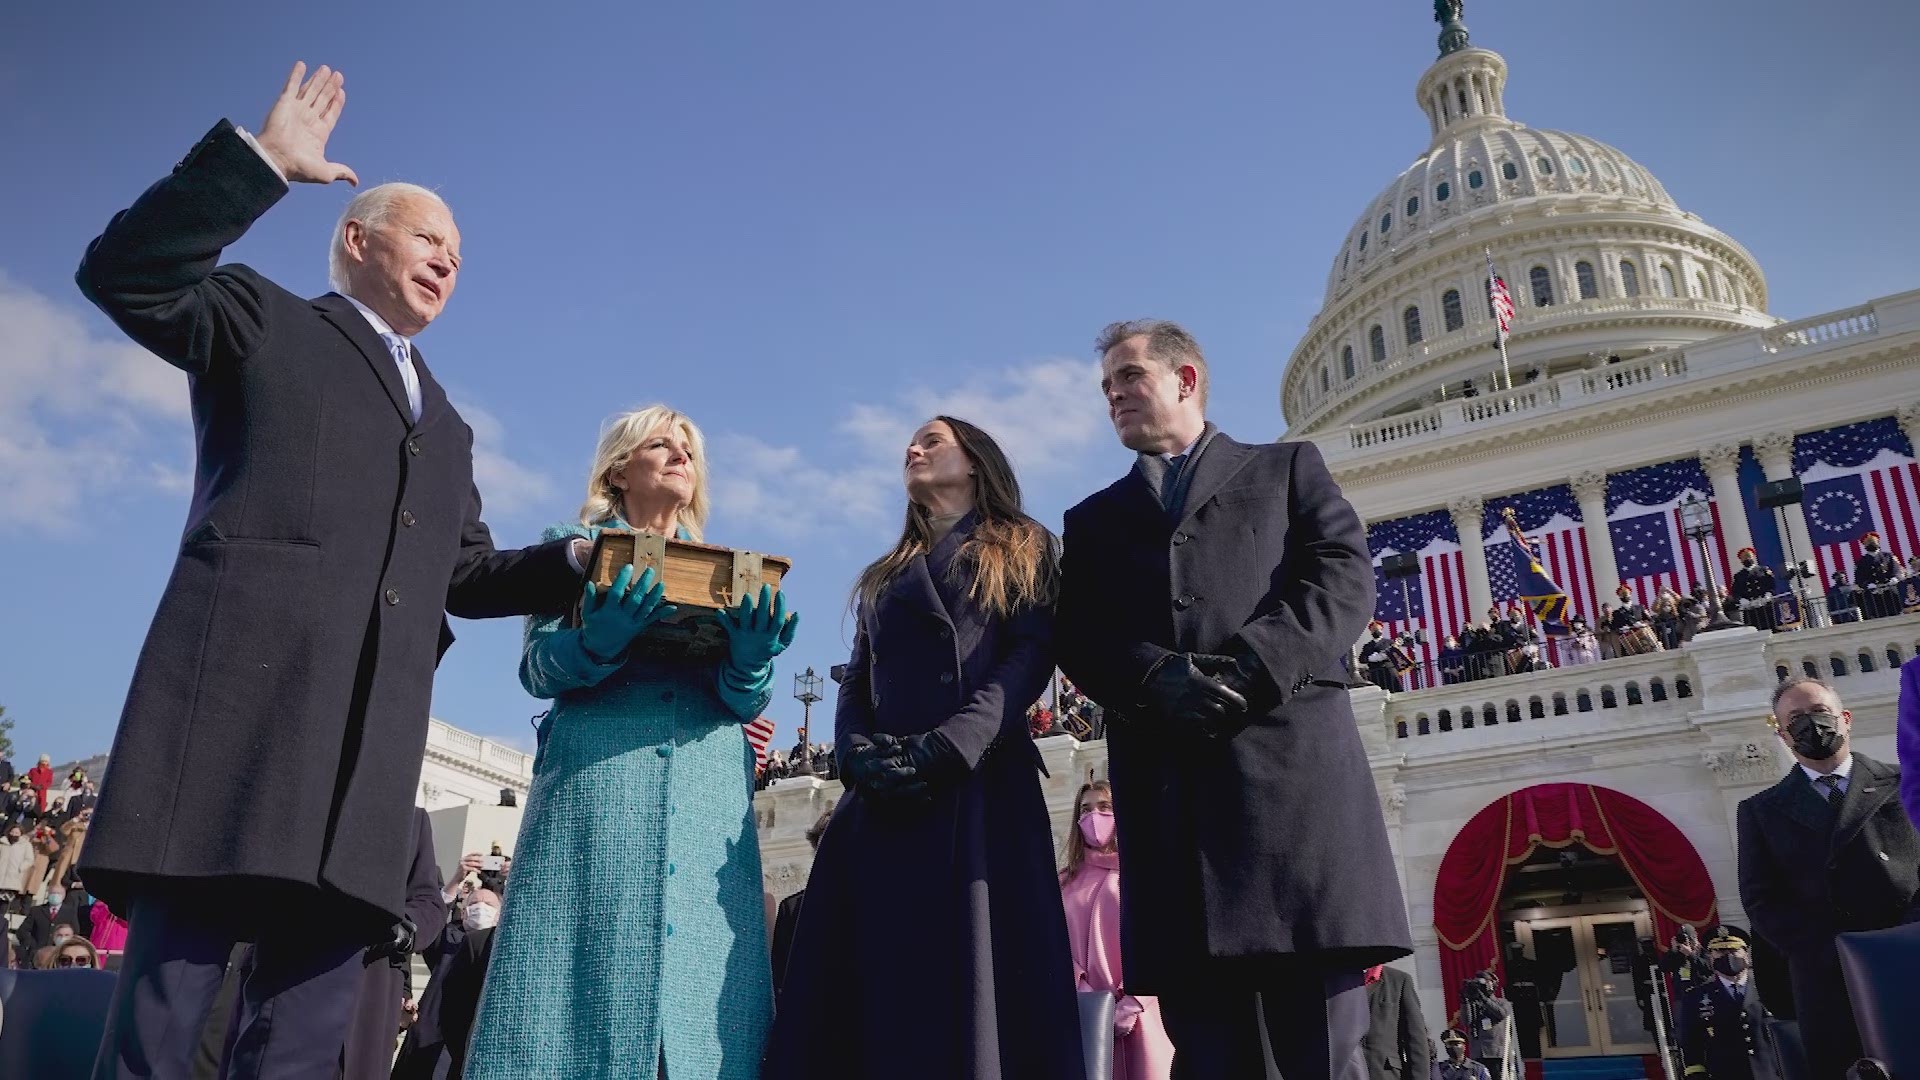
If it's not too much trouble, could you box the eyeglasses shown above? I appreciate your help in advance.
[55,953,92,967]
[1781,708,1840,727]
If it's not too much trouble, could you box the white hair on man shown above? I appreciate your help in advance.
[327,182,450,293]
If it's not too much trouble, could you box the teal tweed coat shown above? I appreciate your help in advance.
[466,521,776,1080]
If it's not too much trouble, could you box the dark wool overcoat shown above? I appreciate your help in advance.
[1056,430,1414,993]
[763,514,1085,1080]
[74,120,576,924]
[341,808,446,1079]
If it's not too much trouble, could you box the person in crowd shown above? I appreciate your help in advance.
[437,889,499,1080]
[1060,780,1175,1080]
[1675,928,1783,1080]
[1510,642,1551,674]
[1502,941,1542,1062]
[1453,970,1512,1077]
[1905,555,1920,580]
[1435,1031,1489,1080]
[0,749,12,790]
[1563,618,1600,666]
[51,805,90,885]
[392,876,494,1080]
[0,823,33,915]
[1056,320,1412,1079]
[343,808,445,1079]
[1659,924,1713,1000]
[1737,675,1920,1080]
[1439,634,1467,684]
[1362,963,1429,1080]
[52,934,101,970]
[27,755,54,817]
[28,822,60,899]
[1898,654,1919,833]
[1361,622,1404,692]
[76,63,590,1078]
[57,768,89,818]
[1594,603,1619,659]
[1677,587,1708,643]
[1854,532,1899,618]
[1731,549,1777,632]
[472,406,792,1080]
[768,416,1082,1080]
[6,778,38,831]
[770,808,832,1002]
[1826,571,1862,624]
[1652,589,1682,650]
[89,895,130,960]
[17,882,86,964]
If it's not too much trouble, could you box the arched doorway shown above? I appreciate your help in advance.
[1433,784,1719,1065]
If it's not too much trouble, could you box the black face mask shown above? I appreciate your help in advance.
[1711,954,1748,977]
[1784,709,1845,761]
[1741,558,1754,567]
[1447,1047,1467,1062]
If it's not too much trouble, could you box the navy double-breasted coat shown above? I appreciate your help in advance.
[1055,429,1414,991]
[763,515,1085,1080]
[73,120,577,924]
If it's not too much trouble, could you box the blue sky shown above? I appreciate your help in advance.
[5,0,1918,765]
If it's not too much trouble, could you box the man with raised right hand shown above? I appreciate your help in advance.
[77,63,588,1079]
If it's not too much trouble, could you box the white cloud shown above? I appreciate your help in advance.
[710,357,1109,539]
[0,273,551,532]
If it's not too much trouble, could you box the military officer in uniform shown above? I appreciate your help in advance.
[1360,621,1404,692]
[1677,930,1783,1080]
[1853,532,1899,619]
[1732,548,1777,632]
[1435,1030,1490,1080]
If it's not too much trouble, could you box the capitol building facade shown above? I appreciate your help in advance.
[424,6,1920,1066]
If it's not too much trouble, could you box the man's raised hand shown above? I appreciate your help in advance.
[256,62,359,186]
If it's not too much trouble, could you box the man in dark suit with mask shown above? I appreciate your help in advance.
[1737,676,1920,1080]
[1058,319,1412,1080]
[1677,929,1785,1080]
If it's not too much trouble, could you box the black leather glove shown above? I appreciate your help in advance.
[897,730,964,785]
[367,915,417,966]
[1140,654,1248,738]
[844,737,927,801]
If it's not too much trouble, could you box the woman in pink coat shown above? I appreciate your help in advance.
[1060,780,1173,1080]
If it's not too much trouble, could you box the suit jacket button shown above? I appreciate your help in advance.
[384,588,400,606]
[940,673,954,684]
[407,438,422,456]
[1880,851,1891,861]
[1175,594,1196,610]
[1172,531,1190,545]
[401,510,416,527]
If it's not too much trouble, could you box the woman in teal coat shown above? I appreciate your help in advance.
[469,405,797,1080]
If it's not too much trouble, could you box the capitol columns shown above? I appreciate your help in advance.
[1448,496,1496,618]
[1698,443,1756,563]
[1754,431,1816,570]
[1569,471,1620,596]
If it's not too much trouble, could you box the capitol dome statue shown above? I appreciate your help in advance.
[1283,2,1777,434]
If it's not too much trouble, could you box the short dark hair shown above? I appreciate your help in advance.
[1770,674,1837,714]
[1094,319,1210,405]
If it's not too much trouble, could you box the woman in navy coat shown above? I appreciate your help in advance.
[763,417,1084,1080]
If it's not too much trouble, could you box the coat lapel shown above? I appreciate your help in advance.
[410,344,452,430]
[1765,771,1834,839]
[314,293,413,427]
[1175,431,1256,530]
[1831,755,1893,856]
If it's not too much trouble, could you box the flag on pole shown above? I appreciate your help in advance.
[1501,507,1574,634]
[744,716,777,771]
[1486,249,1515,345]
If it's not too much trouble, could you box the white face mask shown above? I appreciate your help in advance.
[462,904,499,931]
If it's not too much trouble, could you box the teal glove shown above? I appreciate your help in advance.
[579,564,677,663]
[721,584,798,672]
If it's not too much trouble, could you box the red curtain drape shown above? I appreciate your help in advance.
[1431,784,1719,1019]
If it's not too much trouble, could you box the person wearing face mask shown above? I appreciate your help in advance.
[1853,533,1900,619]
[1737,676,1920,1080]
[1433,1031,1488,1080]
[1060,781,1174,1080]
[1360,623,1404,693]
[1675,929,1785,1080]
[0,824,33,917]
[436,889,501,1080]
[17,883,85,965]
[390,877,490,1080]
[1451,972,1511,1078]
[1731,549,1778,633]
[341,807,445,1080]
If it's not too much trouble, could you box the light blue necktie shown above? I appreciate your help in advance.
[380,332,423,422]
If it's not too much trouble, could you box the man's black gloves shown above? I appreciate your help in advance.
[1141,654,1249,738]
[367,915,417,967]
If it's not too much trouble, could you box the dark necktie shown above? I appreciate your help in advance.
[1813,774,1842,804]
[1160,453,1189,512]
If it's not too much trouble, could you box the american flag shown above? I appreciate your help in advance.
[1486,249,1516,344]
[1606,458,1735,607]
[1796,417,1920,588]
[1367,510,1471,671]
[1484,485,1597,628]
[745,716,777,771]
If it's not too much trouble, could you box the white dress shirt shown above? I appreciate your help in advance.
[1799,753,1854,795]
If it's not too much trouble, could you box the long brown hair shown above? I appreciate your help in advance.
[852,415,1057,621]
[1059,779,1113,885]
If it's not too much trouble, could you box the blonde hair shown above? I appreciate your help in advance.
[578,406,710,541]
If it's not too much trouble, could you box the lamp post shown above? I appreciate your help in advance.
[792,667,823,777]
[1679,494,1742,633]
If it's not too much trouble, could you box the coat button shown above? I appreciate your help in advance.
[400,510,416,527]
[1175,593,1196,610]
[665,924,674,937]
[938,627,951,639]
[667,862,677,876]
[657,745,673,759]
[940,673,954,684]
[1880,851,1891,861]
[407,438,422,456]
[384,588,400,606]
[1172,531,1190,545]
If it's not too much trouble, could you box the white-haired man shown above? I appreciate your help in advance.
[76,64,588,1079]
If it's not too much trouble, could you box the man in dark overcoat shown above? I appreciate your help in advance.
[1676,929,1785,1080]
[75,64,585,1078]
[1057,319,1414,1080]
[1852,533,1898,619]
[341,808,445,1079]
[1361,965,1430,1080]
[1737,676,1920,1080]
[1731,549,1777,632]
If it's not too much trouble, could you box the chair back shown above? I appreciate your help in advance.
[1837,923,1920,1078]
[0,967,119,1076]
